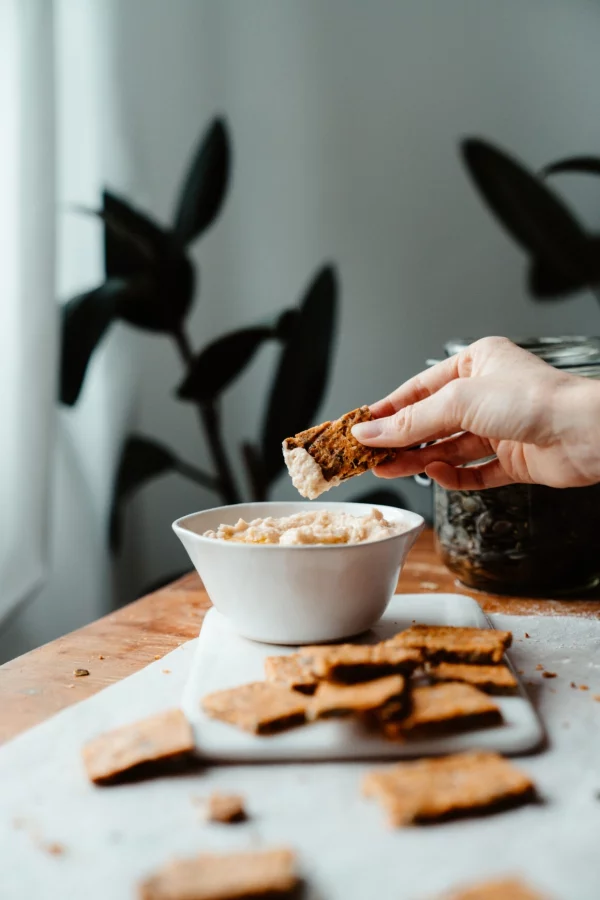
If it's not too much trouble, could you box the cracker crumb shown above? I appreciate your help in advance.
[154,655,161,660]
[74,669,89,677]
[524,633,530,638]
[593,695,600,702]
[571,682,577,689]
[43,842,66,856]
[66,684,74,689]
[535,664,544,671]
[420,581,440,591]
[98,655,105,660]
[580,684,589,691]
[542,671,556,679]
[162,669,171,675]
[203,792,246,823]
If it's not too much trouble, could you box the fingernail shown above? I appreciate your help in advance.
[352,421,382,441]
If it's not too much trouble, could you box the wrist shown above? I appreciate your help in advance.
[553,375,600,484]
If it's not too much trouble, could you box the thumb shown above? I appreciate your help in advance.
[352,381,468,448]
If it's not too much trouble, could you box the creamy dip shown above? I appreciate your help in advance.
[203,508,406,546]
[282,446,340,500]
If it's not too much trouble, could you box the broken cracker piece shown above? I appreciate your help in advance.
[383,682,502,738]
[298,642,421,684]
[139,847,298,900]
[389,625,512,665]
[309,675,407,720]
[426,662,517,694]
[363,750,534,827]
[82,708,194,785]
[264,655,318,694]
[283,406,394,499]
[202,682,308,734]
[203,792,246,823]
[440,876,550,900]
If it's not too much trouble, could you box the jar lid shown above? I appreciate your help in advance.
[443,336,600,371]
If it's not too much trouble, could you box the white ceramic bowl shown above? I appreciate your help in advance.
[172,501,424,645]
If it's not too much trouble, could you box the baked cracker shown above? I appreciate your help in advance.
[362,750,535,827]
[298,643,422,684]
[201,682,308,734]
[82,708,194,785]
[426,662,517,693]
[139,847,298,900]
[203,792,246,823]
[389,625,512,665]
[440,877,550,900]
[283,406,394,485]
[383,682,502,739]
[264,655,318,694]
[309,674,407,720]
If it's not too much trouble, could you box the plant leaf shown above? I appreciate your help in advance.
[115,256,195,333]
[109,435,177,551]
[529,235,600,298]
[60,279,130,406]
[101,190,170,278]
[541,156,600,178]
[349,487,411,510]
[461,138,593,284]
[528,259,589,298]
[177,327,273,404]
[261,265,338,483]
[173,118,231,246]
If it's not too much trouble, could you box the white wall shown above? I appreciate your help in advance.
[3,0,600,659]
[0,0,138,662]
[112,0,600,595]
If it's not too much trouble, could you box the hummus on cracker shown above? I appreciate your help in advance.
[203,508,406,546]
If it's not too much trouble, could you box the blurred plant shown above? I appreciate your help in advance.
[460,138,600,302]
[60,116,408,555]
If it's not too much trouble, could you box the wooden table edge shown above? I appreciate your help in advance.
[1,529,598,745]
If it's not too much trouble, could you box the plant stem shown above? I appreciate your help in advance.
[173,326,241,505]
[175,459,220,492]
[200,401,241,504]
[241,442,268,502]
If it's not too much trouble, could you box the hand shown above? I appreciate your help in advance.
[351,336,600,490]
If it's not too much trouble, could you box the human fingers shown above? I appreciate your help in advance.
[424,458,515,491]
[354,381,469,448]
[369,354,462,419]
[373,432,494,479]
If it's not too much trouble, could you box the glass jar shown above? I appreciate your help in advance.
[431,336,600,596]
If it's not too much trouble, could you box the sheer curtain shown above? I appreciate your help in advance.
[0,0,56,624]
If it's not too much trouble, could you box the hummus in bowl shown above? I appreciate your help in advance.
[173,501,424,645]
[203,508,407,546]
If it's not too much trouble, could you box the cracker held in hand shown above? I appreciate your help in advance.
[389,624,512,665]
[383,682,502,739]
[426,662,517,693]
[282,406,395,499]
[139,847,297,900]
[362,750,534,827]
[201,682,308,734]
[440,877,550,900]
[299,642,422,684]
[309,675,407,720]
[82,708,194,785]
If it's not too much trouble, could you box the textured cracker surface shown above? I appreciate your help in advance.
[284,406,394,483]
[363,750,534,827]
[82,708,194,784]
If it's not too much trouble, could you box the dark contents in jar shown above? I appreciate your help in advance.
[435,483,600,596]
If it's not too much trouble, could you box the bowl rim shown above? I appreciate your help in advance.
[172,500,425,551]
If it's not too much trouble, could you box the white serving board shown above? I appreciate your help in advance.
[182,593,544,761]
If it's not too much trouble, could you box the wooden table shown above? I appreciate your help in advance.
[1,529,599,746]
